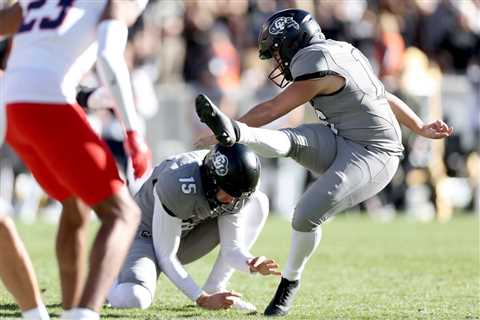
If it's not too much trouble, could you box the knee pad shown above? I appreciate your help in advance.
[108,283,152,309]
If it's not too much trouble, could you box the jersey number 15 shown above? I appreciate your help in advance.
[179,177,197,194]
[18,0,75,33]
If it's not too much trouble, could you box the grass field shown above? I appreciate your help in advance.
[0,214,478,319]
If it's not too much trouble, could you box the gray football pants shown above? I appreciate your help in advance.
[116,218,220,297]
[281,123,400,232]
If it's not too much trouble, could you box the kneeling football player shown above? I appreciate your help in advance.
[107,144,280,311]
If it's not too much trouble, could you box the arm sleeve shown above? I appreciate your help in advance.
[217,214,255,273]
[96,19,140,131]
[151,190,204,301]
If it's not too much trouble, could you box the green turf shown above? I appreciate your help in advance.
[1,214,479,319]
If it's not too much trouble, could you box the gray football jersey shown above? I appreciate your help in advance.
[290,40,404,155]
[135,150,247,237]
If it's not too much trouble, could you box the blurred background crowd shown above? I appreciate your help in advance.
[0,0,479,223]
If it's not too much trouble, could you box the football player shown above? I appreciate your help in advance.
[0,34,49,319]
[194,9,453,316]
[1,1,152,319]
[108,144,280,312]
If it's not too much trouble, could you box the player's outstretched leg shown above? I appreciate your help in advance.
[195,94,238,146]
[196,94,292,158]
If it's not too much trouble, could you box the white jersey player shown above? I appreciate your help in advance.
[1,1,151,319]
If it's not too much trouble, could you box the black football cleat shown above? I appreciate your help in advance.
[195,94,237,146]
[264,277,300,317]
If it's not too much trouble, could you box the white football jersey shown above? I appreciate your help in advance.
[5,0,108,104]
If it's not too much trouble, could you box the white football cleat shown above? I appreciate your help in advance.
[230,297,257,313]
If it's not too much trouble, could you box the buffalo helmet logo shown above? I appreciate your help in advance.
[212,151,229,176]
[268,16,299,35]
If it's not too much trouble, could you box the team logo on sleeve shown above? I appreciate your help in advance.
[212,151,229,176]
[269,16,299,35]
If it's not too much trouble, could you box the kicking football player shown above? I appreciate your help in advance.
[194,9,453,316]
[0,39,49,319]
[108,144,280,312]
[1,1,151,319]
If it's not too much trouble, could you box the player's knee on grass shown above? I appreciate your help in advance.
[108,282,152,309]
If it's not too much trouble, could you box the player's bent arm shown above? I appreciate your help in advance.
[386,91,453,139]
[151,191,205,302]
[96,19,140,131]
[217,214,254,273]
[386,91,424,134]
[237,75,342,128]
[218,214,281,276]
[95,0,149,130]
[0,3,22,36]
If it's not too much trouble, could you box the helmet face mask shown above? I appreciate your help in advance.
[258,9,324,88]
[267,51,293,88]
[212,192,251,215]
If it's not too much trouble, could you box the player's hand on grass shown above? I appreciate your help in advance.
[194,133,218,149]
[196,291,242,310]
[124,130,152,178]
[419,120,453,139]
[248,256,282,276]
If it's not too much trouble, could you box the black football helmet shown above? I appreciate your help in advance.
[258,9,324,88]
[201,144,261,213]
